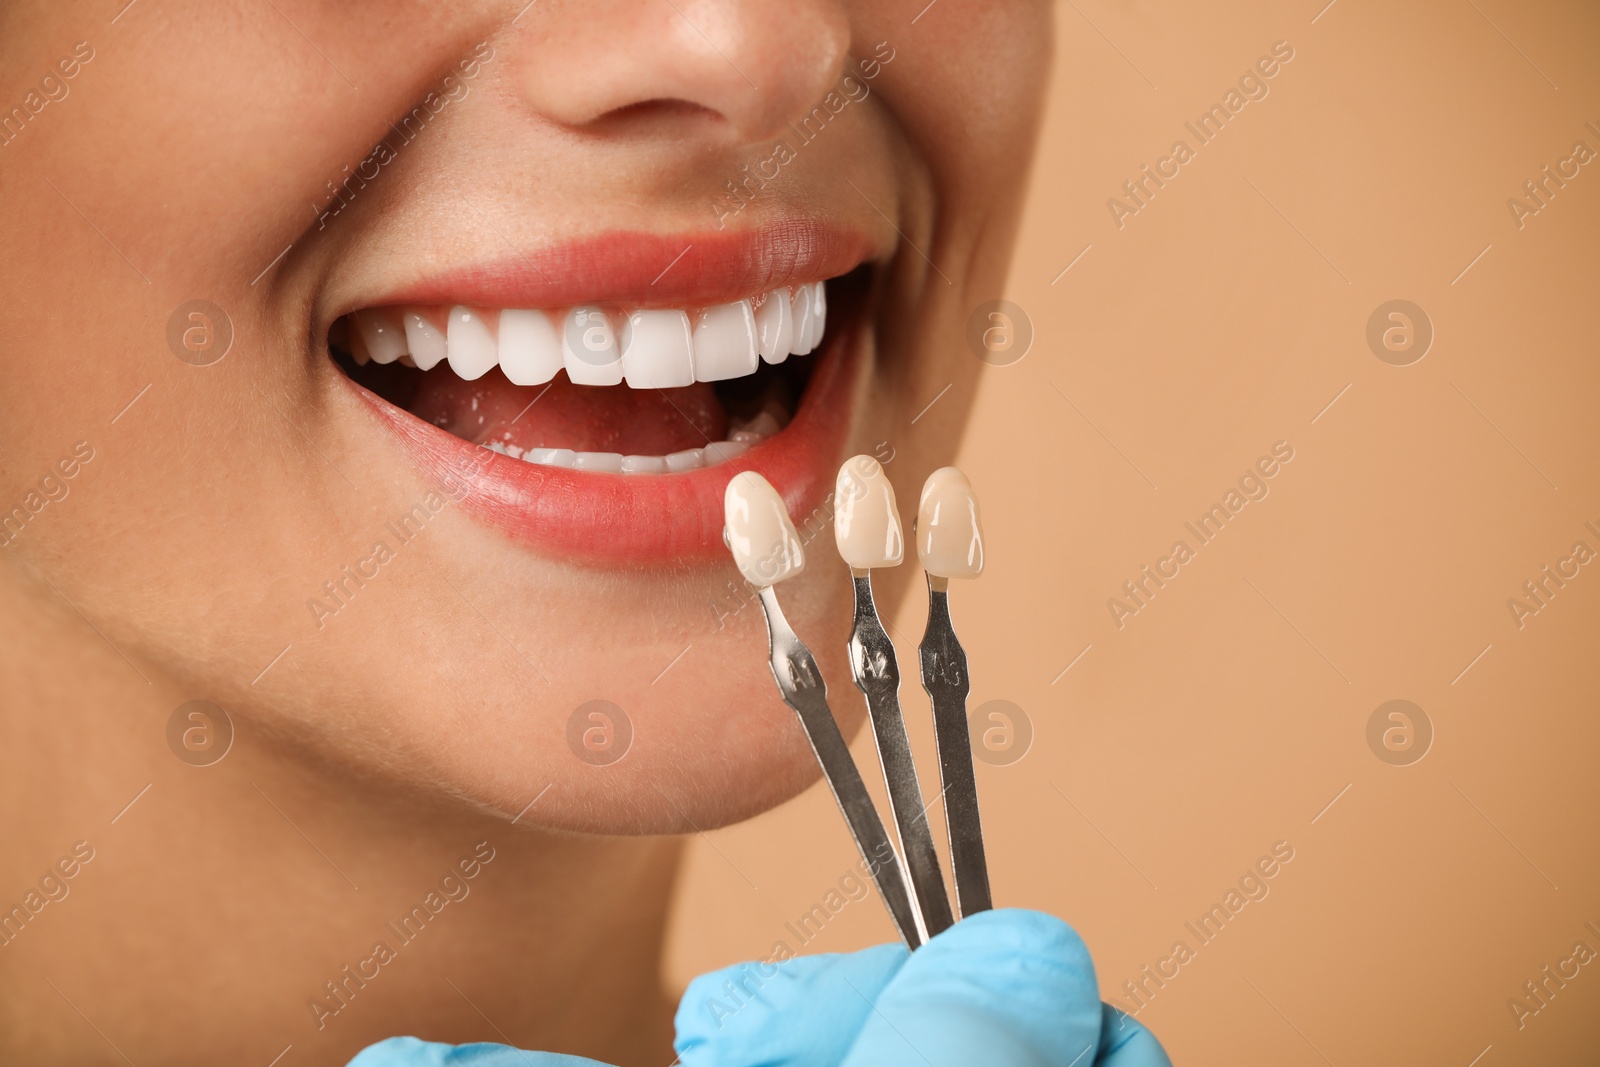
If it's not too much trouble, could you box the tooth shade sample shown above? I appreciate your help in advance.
[834,455,904,569]
[621,309,694,388]
[754,289,793,364]
[353,308,407,364]
[402,310,447,370]
[692,301,759,381]
[446,306,498,381]
[498,309,563,386]
[916,467,984,578]
[724,471,804,587]
[563,306,623,385]
[790,284,818,355]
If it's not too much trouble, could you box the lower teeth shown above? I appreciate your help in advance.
[481,407,784,475]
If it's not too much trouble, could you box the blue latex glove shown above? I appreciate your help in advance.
[349,909,1169,1066]
[676,909,1169,1067]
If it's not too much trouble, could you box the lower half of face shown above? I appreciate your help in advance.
[0,0,1051,833]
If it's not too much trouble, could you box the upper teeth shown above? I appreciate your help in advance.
[347,282,827,386]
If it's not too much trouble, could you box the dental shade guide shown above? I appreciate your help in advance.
[916,468,992,918]
[724,463,994,949]
[835,457,955,941]
[724,472,924,950]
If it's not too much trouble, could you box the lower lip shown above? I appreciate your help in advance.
[344,315,865,566]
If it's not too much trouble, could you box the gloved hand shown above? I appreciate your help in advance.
[675,909,1169,1067]
[349,909,1170,1067]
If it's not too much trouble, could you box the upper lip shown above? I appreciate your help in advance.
[325,220,880,321]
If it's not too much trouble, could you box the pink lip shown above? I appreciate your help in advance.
[354,222,877,312]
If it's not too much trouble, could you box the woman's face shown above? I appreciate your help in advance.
[1,0,1050,832]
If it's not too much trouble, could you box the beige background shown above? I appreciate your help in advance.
[666,2,1600,1064]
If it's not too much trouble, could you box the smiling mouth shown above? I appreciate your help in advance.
[329,277,839,475]
[323,234,875,566]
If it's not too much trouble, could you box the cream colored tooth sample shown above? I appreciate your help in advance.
[692,300,759,382]
[916,467,984,578]
[563,306,623,385]
[352,308,407,364]
[402,310,447,370]
[753,289,793,364]
[724,471,804,587]
[446,306,499,381]
[498,309,563,386]
[834,455,903,569]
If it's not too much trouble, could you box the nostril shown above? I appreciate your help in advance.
[508,0,852,146]
[592,97,725,131]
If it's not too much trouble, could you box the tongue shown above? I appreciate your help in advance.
[409,367,728,456]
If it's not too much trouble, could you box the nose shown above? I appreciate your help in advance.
[510,0,852,145]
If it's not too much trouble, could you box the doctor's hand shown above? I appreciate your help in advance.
[675,908,1170,1067]
[348,909,1170,1067]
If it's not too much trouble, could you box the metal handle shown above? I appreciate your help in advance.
[919,577,992,918]
[757,586,924,949]
[849,575,955,940]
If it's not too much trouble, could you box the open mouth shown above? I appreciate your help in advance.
[325,242,873,566]
[330,279,836,474]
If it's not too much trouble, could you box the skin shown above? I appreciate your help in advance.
[0,1,1051,1064]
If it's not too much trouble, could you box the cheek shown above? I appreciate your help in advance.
[881,2,1054,195]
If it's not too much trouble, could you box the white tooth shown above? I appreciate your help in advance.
[811,281,827,348]
[753,289,793,365]
[799,281,826,352]
[352,309,408,365]
[761,394,792,424]
[729,430,764,445]
[692,301,759,382]
[665,448,705,472]
[621,309,694,389]
[526,447,577,468]
[789,285,816,356]
[702,440,750,466]
[402,310,447,370]
[446,306,499,381]
[621,455,669,474]
[742,411,780,438]
[574,451,625,472]
[349,328,372,365]
[498,309,563,386]
[562,306,624,385]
